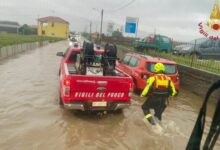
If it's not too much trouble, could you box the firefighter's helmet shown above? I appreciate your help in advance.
[154,63,165,73]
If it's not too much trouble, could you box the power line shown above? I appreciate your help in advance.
[105,0,136,13]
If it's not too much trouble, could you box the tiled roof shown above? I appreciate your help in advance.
[38,16,69,24]
[0,21,20,26]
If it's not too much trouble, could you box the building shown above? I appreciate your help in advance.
[92,32,99,39]
[0,21,20,34]
[37,16,69,38]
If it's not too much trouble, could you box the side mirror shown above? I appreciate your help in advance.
[56,52,64,57]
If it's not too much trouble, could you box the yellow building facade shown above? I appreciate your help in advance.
[37,16,69,38]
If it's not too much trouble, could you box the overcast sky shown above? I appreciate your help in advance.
[0,0,219,41]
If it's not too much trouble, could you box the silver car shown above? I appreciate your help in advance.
[173,38,206,56]
[196,39,220,60]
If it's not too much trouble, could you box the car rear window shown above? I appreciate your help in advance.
[123,55,132,64]
[147,63,176,74]
[129,57,139,67]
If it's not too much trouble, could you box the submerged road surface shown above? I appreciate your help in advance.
[0,41,219,150]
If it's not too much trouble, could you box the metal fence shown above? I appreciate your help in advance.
[144,50,220,74]
[102,37,220,74]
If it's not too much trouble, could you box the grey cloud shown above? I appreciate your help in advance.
[0,0,219,41]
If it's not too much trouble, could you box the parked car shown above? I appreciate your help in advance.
[173,44,193,55]
[116,53,180,92]
[173,38,206,56]
[196,39,220,60]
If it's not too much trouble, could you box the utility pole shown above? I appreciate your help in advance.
[100,9,104,43]
[92,8,104,43]
[89,21,92,41]
[135,18,139,38]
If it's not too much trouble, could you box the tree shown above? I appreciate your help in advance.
[19,24,37,35]
[112,30,123,38]
[81,32,90,39]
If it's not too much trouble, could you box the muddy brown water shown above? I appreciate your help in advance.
[0,41,219,150]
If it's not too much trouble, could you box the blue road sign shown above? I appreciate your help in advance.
[125,22,136,33]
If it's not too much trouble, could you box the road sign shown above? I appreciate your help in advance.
[125,17,139,34]
[125,22,136,33]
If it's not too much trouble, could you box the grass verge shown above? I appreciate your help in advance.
[0,33,64,48]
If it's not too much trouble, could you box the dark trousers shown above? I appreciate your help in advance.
[142,95,167,121]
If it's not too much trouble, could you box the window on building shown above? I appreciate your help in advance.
[42,23,48,27]
[42,30,45,35]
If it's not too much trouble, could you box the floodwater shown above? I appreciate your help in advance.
[0,41,219,150]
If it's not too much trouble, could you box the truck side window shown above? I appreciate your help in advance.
[129,57,139,67]
[64,48,69,57]
[162,37,170,43]
[69,52,77,62]
[123,55,131,65]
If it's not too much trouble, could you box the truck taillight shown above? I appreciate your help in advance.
[63,79,70,97]
[129,82,134,97]
[64,79,70,86]
[129,82,134,89]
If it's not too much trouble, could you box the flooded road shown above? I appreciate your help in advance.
[0,41,219,150]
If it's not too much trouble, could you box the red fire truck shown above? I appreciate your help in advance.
[57,42,134,111]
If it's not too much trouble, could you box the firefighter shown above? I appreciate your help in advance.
[141,63,177,125]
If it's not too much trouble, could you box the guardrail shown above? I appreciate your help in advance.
[0,41,49,60]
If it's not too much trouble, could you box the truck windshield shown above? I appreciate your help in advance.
[161,37,170,43]
[147,63,176,74]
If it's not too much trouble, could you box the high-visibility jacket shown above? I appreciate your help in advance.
[141,74,177,97]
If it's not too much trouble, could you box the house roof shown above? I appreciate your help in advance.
[0,21,20,27]
[38,16,69,24]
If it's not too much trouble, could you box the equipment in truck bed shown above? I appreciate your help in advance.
[79,41,118,76]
